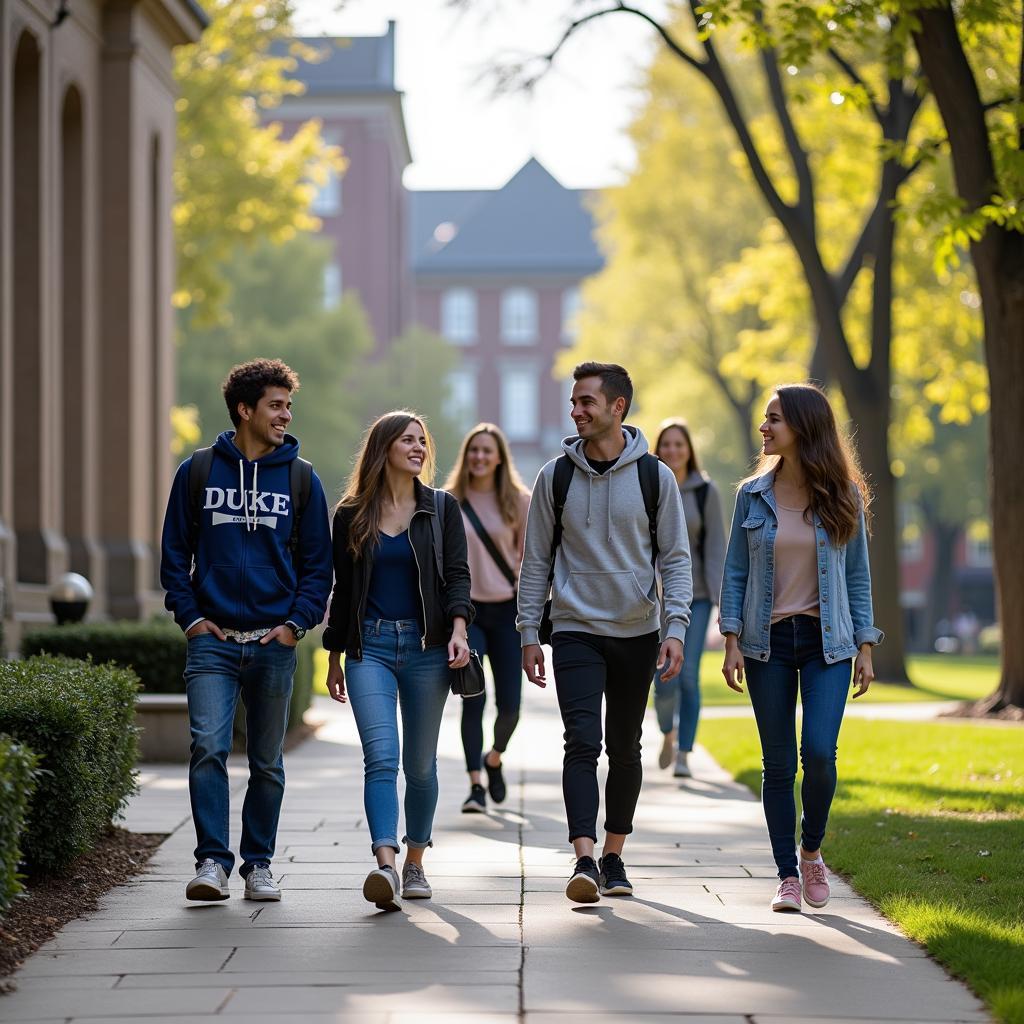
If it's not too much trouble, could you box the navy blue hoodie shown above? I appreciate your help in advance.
[160,431,332,633]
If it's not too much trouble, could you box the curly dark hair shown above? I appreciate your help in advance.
[222,359,300,427]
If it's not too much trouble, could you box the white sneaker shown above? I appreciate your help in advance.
[363,865,401,911]
[244,865,281,901]
[673,750,692,778]
[186,859,229,901]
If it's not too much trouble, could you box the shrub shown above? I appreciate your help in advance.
[22,621,187,693]
[0,656,140,876]
[0,734,39,915]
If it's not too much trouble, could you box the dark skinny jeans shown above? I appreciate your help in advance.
[744,614,853,880]
[551,630,661,843]
[461,598,523,772]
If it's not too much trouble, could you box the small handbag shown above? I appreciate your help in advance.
[450,649,485,698]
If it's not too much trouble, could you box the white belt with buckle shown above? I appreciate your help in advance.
[223,627,273,644]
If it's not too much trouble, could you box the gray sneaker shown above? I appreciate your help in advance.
[244,865,280,901]
[401,862,432,900]
[363,865,401,911]
[186,858,229,901]
[673,750,692,778]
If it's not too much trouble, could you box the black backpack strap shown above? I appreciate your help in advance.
[637,453,661,565]
[694,481,709,564]
[187,446,215,556]
[461,499,517,587]
[288,457,313,556]
[431,488,446,583]
[547,456,576,585]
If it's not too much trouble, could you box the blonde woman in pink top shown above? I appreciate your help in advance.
[444,424,532,813]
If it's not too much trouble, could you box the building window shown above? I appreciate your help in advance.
[441,288,477,344]
[900,504,923,563]
[561,286,582,343]
[965,519,992,568]
[445,368,477,430]
[323,263,342,309]
[501,288,538,344]
[312,142,342,217]
[501,367,539,440]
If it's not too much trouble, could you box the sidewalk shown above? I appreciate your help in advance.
[1,686,990,1023]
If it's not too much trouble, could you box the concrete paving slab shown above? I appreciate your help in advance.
[115,970,518,988]
[16,948,235,977]
[0,986,229,1021]
[221,983,519,1014]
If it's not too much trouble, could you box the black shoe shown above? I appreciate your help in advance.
[565,856,601,903]
[599,853,633,896]
[461,783,486,813]
[484,759,507,804]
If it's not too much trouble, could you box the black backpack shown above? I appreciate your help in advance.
[693,480,709,564]
[538,453,661,643]
[187,447,312,559]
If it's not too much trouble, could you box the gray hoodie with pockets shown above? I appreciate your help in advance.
[517,426,693,647]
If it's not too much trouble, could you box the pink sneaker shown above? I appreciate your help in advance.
[771,876,802,912]
[800,856,830,909]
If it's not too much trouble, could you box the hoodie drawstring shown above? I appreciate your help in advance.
[238,459,259,532]
[239,460,249,532]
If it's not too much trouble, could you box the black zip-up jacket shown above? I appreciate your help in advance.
[322,481,474,659]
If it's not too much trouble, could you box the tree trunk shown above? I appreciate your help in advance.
[911,2,1024,712]
[922,516,959,646]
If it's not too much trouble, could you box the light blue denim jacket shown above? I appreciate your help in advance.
[719,471,884,664]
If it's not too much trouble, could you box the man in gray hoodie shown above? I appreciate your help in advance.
[518,362,693,903]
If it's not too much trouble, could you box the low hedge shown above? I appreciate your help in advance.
[0,656,139,876]
[0,734,39,914]
[22,621,186,694]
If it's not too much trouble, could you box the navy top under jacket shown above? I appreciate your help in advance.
[160,431,333,633]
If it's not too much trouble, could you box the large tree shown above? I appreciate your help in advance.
[173,0,342,325]
[475,1,943,679]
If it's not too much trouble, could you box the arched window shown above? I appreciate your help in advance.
[441,288,477,344]
[501,288,537,344]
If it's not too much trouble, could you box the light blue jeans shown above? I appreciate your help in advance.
[185,633,296,877]
[653,598,713,752]
[346,619,451,853]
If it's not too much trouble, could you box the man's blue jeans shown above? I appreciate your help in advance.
[346,619,451,853]
[744,614,852,880]
[653,598,713,752]
[185,633,296,877]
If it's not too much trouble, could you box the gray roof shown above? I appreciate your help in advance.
[277,23,397,95]
[410,159,604,276]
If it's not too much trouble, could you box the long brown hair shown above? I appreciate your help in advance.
[340,411,436,557]
[654,418,701,477]
[444,423,530,527]
[746,384,871,547]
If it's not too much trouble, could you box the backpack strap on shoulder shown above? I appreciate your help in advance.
[288,457,313,556]
[187,447,215,556]
[431,488,446,583]
[694,480,709,564]
[637,453,661,565]
[547,455,576,583]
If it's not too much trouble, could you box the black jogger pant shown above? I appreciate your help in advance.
[551,630,661,843]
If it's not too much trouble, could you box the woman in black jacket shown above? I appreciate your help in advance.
[323,411,472,912]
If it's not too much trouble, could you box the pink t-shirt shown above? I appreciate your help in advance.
[461,489,531,604]
[771,503,820,622]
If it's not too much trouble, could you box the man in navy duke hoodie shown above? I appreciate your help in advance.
[161,359,331,903]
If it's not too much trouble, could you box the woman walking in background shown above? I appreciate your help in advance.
[651,420,726,779]
[720,384,883,913]
[444,424,531,813]
[322,412,472,911]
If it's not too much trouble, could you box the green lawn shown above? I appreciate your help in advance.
[699,717,1024,1024]
[695,652,999,706]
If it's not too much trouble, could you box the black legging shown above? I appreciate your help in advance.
[551,630,660,842]
[461,599,523,772]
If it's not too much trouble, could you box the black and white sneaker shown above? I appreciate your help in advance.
[461,783,487,813]
[598,853,633,896]
[565,855,601,903]
[484,760,507,804]
[362,865,401,911]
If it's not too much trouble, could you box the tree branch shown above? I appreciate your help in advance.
[827,46,885,126]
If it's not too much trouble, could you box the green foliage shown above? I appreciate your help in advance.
[0,657,140,876]
[700,716,1024,1023]
[289,638,316,732]
[22,621,187,695]
[174,0,343,323]
[177,233,374,493]
[0,734,39,915]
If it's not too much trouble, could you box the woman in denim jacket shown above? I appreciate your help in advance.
[720,384,883,913]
